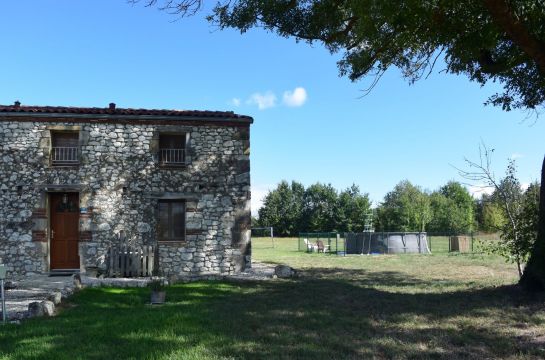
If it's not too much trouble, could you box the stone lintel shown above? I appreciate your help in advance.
[46,125,82,131]
[146,192,200,200]
[35,184,85,192]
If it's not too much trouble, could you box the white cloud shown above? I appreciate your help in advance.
[230,98,241,107]
[282,87,307,107]
[510,153,524,159]
[251,184,272,217]
[468,183,531,198]
[468,184,495,199]
[247,91,277,110]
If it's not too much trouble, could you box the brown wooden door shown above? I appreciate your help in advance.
[50,193,80,269]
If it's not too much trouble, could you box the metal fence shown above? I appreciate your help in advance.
[427,232,501,254]
[298,232,346,254]
[298,232,501,255]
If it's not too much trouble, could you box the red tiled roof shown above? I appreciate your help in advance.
[0,103,253,122]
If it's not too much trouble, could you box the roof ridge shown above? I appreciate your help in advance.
[0,103,252,121]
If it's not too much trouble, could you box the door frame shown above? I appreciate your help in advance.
[48,191,80,271]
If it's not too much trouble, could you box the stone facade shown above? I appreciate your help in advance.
[0,104,252,279]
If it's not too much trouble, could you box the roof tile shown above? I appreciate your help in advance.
[0,104,253,121]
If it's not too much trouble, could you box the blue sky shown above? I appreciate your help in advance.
[1,1,543,214]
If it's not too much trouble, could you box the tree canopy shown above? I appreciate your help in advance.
[140,0,545,111]
[260,179,481,235]
[428,181,475,234]
[375,180,431,232]
[256,181,371,235]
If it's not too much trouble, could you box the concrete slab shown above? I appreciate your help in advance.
[2,275,73,321]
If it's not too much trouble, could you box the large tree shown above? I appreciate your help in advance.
[140,0,545,111]
[520,160,545,290]
[301,183,338,232]
[428,181,475,234]
[140,0,545,290]
[258,180,305,236]
[336,184,372,232]
[375,180,431,232]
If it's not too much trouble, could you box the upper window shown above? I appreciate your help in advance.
[159,134,186,166]
[51,132,79,166]
[158,200,186,242]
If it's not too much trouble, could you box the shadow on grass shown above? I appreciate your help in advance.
[1,270,544,359]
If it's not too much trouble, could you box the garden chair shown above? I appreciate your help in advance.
[316,240,330,253]
[303,238,318,252]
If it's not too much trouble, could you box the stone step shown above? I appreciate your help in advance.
[49,270,79,277]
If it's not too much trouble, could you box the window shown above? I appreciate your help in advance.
[158,200,186,242]
[51,132,79,166]
[159,134,186,166]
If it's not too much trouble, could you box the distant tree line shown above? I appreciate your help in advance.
[254,179,540,237]
[254,181,371,236]
[374,180,474,234]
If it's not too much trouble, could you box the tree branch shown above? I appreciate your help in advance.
[482,0,545,74]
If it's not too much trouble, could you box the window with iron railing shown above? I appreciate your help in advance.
[159,134,186,166]
[51,132,79,166]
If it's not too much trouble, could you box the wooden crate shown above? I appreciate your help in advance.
[450,236,471,253]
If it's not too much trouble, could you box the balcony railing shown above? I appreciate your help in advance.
[159,148,186,165]
[51,147,79,165]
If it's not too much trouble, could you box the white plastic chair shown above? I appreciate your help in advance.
[303,238,318,252]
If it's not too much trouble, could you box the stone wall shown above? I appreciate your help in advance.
[0,118,251,278]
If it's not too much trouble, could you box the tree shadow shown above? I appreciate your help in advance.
[0,273,544,359]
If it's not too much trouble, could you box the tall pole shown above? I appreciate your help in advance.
[1,279,6,324]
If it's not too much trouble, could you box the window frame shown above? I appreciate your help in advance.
[157,199,186,242]
[50,131,80,167]
[158,133,187,167]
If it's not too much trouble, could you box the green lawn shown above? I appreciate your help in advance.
[1,237,544,359]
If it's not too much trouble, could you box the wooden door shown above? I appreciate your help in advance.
[50,193,80,269]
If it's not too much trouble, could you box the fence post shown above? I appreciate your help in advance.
[1,279,6,324]
[149,245,155,276]
[1,265,6,324]
[109,247,114,277]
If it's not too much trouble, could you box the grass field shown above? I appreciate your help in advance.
[0,237,544,359]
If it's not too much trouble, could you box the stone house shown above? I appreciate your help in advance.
[0,102,252,279]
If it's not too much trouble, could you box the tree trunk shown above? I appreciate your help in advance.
[482,0,545,75]
[520,155,545,291]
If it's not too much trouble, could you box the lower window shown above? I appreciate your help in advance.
[158,200,186,241]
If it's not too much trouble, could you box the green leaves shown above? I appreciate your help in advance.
[428,181,475,234]
[207,0,545,111]
[257,181,371,235]
[375,180,431,232]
